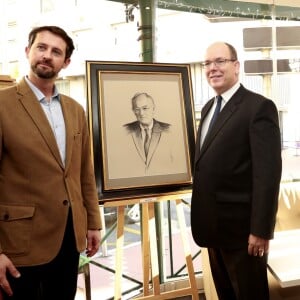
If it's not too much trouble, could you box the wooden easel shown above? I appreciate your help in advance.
[103,194,199,300]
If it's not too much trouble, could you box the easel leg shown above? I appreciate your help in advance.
[114,205,125,300]
[142,202,150,295]
[99,205,108,256]
[141,202,161,296]
[148,202,160,295]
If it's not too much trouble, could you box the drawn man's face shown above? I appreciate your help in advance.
[132,95,155,126]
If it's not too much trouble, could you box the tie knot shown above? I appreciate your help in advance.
[216,95,222,103]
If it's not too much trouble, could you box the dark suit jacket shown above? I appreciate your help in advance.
[123,119,172,170]
[191,84,282,249]
[0,78,101,266]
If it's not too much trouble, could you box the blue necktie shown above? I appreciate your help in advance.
[208,95,222,131]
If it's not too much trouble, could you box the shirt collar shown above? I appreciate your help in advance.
[140,120,154,131]
[24,76,59,102]
[218,81,240,104]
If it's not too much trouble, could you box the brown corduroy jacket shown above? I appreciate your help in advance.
[0,77,101,266]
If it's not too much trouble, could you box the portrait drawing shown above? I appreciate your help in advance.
[86,61,195,200]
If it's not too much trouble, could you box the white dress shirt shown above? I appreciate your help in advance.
[200,82,240,148]
[25,76,66,166]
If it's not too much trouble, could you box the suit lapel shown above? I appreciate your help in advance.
[61,97,74,172]
[194,99,214,162]
[198,86,245,160]
[147,129,160,164]
[146,121,164,165]
[17,79,64,168]
[132,128,146,161]
[130,121,163,165]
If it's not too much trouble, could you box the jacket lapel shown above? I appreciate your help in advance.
[60,97,73,172]
[16,78,64,169]
[198,86,245,160]
[132,128,146,161]
[146,127,160,164]
[194,99,214,162]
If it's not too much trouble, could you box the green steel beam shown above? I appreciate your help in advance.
[138,0,157,62]
[108,0,300,21]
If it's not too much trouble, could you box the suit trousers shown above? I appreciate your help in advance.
[208,247,269,300]
[4,209,80,300]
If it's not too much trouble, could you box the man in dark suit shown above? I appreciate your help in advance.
[191,42,282,299]
[0,26,101,300]
[123,92,174,175]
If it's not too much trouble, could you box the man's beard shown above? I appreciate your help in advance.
[31,62,57,79]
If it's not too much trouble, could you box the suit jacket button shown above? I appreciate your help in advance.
[3,213,9,220]
[63,200,69,206]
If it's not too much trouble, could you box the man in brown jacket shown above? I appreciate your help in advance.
[0,26,102,300]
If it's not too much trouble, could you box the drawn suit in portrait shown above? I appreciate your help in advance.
[121,91,184,177]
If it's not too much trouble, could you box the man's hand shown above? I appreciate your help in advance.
[0,254,21,297]
[85,230,101,257]
[248,234,270,257]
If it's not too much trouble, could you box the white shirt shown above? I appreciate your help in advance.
[140,121,153,144]
[200,82,240,148]
[25,76,66,166]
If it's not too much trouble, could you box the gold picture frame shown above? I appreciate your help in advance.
[86,61,196,202]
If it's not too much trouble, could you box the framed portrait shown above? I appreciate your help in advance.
[86,61,196,202]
